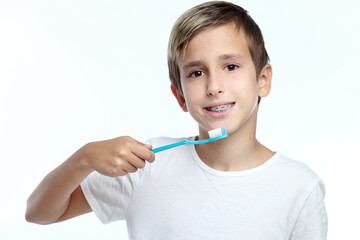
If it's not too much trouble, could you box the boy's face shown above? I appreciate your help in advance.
[172,23,272,138]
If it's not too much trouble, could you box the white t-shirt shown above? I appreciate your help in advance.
[81,137,327,240]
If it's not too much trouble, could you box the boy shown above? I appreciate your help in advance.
[26,1,328,239]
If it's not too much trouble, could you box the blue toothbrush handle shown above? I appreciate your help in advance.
[151,140,188,153]
[150,133,229,153]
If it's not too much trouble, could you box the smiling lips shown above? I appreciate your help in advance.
[203,102,235,118]
[205,103,233,112]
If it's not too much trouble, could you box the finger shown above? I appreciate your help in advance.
[122,161,138,173]
[128,156,146,169]
[144,144,153,150]
[131,142,155,163]
[106,166,128,178]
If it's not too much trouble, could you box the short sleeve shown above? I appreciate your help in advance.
[290,180,328,240]
[81,169,143,224]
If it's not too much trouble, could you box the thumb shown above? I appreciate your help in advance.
[144,144,153,150]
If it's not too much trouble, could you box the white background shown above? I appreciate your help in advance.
[1,0,359,239]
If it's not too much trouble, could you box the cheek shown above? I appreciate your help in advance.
[229,74,258,97]
[182,80,205,106]
[183,90,200,109]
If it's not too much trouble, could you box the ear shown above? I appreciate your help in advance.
[258,64,272,98]
[171,84,188,112]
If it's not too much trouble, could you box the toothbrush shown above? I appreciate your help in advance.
[151,127,228,153]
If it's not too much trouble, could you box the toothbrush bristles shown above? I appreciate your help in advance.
[208,127,227,138]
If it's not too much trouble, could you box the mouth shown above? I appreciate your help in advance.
[204,103,235,113]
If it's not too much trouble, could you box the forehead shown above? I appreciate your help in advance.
[179,23,251,65]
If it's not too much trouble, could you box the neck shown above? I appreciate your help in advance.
[195,111,274,171]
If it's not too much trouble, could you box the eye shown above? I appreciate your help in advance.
[225,64,238,71]
[189,70,205,78]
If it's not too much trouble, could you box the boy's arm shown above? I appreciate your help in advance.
[25,151,92,225]
[25,136,155,225]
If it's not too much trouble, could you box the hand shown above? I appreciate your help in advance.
[80,136,155,177]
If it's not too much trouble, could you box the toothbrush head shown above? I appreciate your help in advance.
[208,127,228,139]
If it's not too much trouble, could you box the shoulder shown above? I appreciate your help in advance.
[266,153,327,225]
[271,153,320,183]
[266,153,325,198]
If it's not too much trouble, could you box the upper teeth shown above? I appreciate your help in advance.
[207,104,233,112]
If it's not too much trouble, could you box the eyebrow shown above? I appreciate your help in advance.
[182,54,245,70]
[218,53,245,61]
[182,61,204,70]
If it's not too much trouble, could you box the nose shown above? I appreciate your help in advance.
[206,74,224,96]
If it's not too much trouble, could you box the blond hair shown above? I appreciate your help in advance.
[168,1,269,94]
